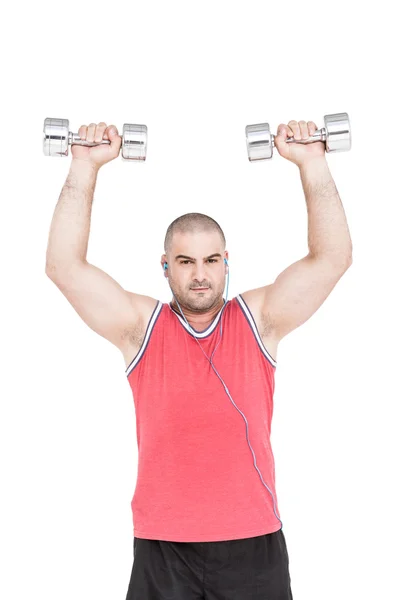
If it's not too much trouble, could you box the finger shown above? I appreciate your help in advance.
[276,123,289,139]
[106,124,119,137]
[298,120,308,140]
[286,126,294,138]
[288,120,301,140]
[95,122,107,143]
[78,125,87,141]
[105,124,121,148]
[307,121,318,136]
[87,123,97,143]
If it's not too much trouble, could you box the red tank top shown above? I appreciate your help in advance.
[125,294,282,542]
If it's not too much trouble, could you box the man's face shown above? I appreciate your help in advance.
[163,231,228,313]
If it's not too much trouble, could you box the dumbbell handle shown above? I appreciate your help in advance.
[69,132,120,147]
[271,128,327,147]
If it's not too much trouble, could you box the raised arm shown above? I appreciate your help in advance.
[242,118,353,342]
[45,122,157,350]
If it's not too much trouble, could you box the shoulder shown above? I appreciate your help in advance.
[238,287,275,338]
[123,293,161,342]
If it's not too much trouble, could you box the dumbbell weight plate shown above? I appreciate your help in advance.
[245,122,273,161]
[43,118,147,161]
[121,124,147,161]
[43,118,70,157]
[324,113,351,152]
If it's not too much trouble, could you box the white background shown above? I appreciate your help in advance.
[1,1,399,599]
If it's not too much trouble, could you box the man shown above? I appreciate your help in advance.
[45,119,353,599]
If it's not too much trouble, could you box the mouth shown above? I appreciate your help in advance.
[191,288,209,291]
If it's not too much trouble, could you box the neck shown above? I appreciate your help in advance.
[170,297,225,327]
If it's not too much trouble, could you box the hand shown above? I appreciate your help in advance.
[71,122,122,169]
[274,119,325,168]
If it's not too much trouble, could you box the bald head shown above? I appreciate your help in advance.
[164,212,226,257]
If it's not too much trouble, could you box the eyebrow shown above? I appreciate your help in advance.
[174,253,222,261]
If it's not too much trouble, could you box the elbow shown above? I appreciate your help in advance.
[45,263,56,278]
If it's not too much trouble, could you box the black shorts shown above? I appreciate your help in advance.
[125,528,293,599]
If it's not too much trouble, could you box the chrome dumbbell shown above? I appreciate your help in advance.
[43,118,147,161]
[245,112,351,161]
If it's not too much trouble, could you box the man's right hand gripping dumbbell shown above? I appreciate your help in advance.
[71,122,122,169]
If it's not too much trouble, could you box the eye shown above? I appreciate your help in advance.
[180,259,218,264]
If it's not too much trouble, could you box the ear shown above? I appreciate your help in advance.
[161,254,168,276]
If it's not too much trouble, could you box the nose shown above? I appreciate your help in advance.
[192,263,208,286]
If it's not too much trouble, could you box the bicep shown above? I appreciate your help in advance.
[47,260,155,348]
[263,254,350,340]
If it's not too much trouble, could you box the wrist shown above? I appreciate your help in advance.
[298,155,328,172]
[70,158,100,175]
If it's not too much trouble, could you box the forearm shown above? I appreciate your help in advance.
[45,159,99,274]
[299,157,353,266]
